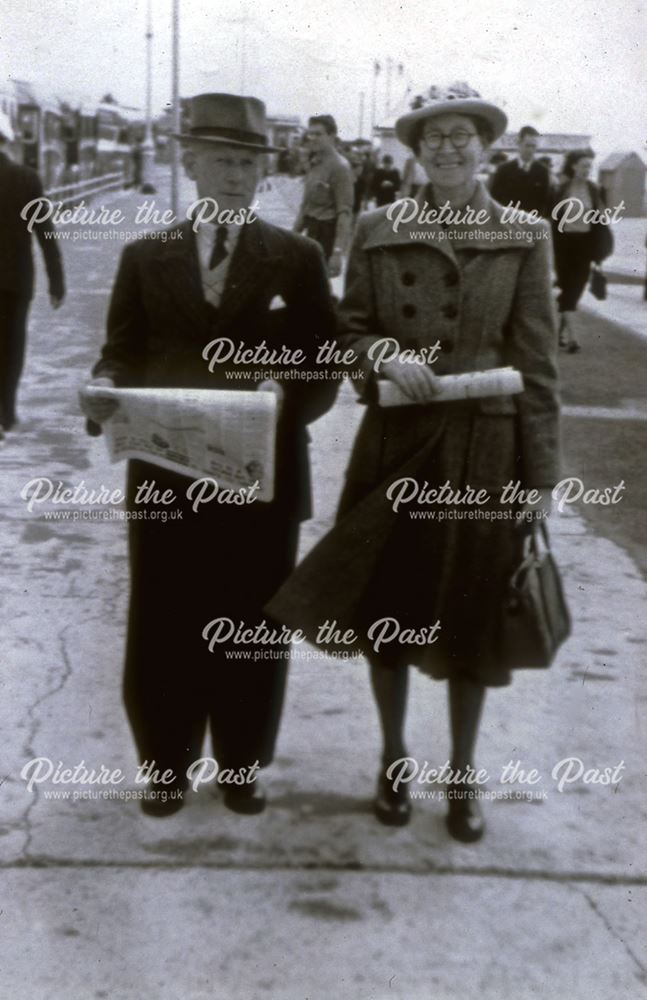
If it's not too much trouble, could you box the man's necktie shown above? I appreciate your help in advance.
[209,226,228,270]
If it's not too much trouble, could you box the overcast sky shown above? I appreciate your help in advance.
[1,0,646,158]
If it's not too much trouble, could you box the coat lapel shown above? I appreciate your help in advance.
[362,194,458,267]
[216,219,284,332]
[154,220,210,334]
[363,181,541,259]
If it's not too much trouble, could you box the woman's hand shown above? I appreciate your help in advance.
[381,356,441,404]
[78,377,119,424]
[257,378,285,413]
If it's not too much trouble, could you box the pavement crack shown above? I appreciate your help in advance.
[17,623,75,861]
[0,859,645,887]
[570,883,647,984]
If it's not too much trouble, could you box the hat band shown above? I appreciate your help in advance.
[188,125,268,146]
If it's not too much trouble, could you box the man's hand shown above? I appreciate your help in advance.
[381,356,441,404]
[78,377,119,424]
[50,294,64,309]
[328,250,343,278]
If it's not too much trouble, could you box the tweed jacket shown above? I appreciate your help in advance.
[92,218,338,520]
[266,184,561,653]
[0,151,65,300]
[338,182,560,491]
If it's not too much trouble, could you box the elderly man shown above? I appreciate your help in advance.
[0,111,65,439]
[293,114,353,277]
[80,93,337,817]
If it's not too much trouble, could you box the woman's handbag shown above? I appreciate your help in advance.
[589,264,607,301]
[592,222,614,263]
[500,522,571,668]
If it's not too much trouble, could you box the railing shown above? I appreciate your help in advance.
[45,171,126,206]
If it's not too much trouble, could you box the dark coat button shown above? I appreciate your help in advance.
[402,304,417,318]
[401,271,416,286]
[442,303,458,319]
[444,272,459,287]
[439,339,455,353]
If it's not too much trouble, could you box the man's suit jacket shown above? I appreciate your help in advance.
[0,151,65,300]
[93,218,338,521]
[490,158,551,217]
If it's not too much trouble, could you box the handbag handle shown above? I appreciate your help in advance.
[521,520,551,560]
[510,521,552,593]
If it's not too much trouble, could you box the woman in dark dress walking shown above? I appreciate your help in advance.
[552,149,613,353]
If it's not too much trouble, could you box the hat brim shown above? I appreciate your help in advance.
[172,132,280,153]
[395,99,507,149]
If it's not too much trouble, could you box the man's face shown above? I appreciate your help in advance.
[573,156,593,181]
[308,124,334,155]
[518,135,538,163]
[183,142,261,211]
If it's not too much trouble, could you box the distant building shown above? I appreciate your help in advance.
[598,152,646,217]
[491,131,592,157]
[266,114,301,150]
[265,114,301,173]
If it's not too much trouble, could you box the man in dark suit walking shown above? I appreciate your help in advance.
[80,93,337,817]
[0,111,65,438]
[490,125,551,216]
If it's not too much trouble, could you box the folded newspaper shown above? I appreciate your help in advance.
[87,386,277,501]
[376,366,524,407]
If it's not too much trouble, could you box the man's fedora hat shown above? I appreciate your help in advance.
[174,93,280,152]
[395,83,507,150]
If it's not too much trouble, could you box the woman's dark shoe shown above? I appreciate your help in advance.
[445,784,485,843]
[223,781,266,815]
[373,770,411,827]
[567,341,581,354]
[140,784,185,818]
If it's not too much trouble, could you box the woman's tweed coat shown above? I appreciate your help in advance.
[268,184,560,684]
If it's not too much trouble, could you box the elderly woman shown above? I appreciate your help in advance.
[269,87,559,842]
[551,149,612,352]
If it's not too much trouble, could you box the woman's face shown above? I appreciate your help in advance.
[417,112,485,191]
[573,156,593,181]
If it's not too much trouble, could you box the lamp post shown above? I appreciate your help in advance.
[140,0,156,194]
[170,0,180,219]
[370,60,379,136]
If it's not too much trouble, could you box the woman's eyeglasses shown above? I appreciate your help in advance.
[421,129,477,150]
